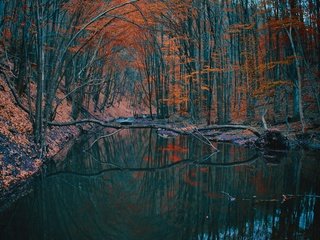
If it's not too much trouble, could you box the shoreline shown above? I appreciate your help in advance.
[1,117,319,211]
[1,72,319,210]
[0,123,81,211]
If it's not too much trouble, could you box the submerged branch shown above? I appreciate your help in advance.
[192,129,219,151]
[86,129,123,151]
[47,154,259,178]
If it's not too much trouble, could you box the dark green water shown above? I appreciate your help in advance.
[0,128,319,239]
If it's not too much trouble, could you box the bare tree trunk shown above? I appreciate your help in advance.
[286,26,305,133]
[34,0,45,152]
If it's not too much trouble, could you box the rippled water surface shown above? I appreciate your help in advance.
[0,128,319,239]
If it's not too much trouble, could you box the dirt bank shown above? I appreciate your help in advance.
[0,76,150,206]
[0,76,79,203]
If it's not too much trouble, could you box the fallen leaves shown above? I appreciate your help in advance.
[0,78,32,146]
[0,153,42,190]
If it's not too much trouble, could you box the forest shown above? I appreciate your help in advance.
[1,0,319,140]
[0,0,320,239]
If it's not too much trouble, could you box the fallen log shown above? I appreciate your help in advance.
[48,120,264,137]
[48,120,187,134]
[198,125,262,137]
[48,118,117,127]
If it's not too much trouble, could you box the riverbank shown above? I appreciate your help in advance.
[80,116,320,151]
[0,76,79,205]
[1,73,319,208]
[0,76,149,207]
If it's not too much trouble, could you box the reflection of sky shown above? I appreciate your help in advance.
[299,196,316,230]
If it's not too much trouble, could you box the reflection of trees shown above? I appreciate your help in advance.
[54,130,320,238]
[144,155,318,239]
[1,129,320,239]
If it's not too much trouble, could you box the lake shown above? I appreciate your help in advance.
[0,128,319,239]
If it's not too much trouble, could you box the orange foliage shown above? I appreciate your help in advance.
[199,167,209,173]
[2,28,12,40]
[183,171,199,187]
[253,171,267,195]
[143,156,152,162]
[133,171,144,179]
[206,192,224,199]
[161,144,188,153]
[168,154,181,163]
[0,78,32,145]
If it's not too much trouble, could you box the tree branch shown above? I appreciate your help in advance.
[0,66,34,119]
[85,129,123,151]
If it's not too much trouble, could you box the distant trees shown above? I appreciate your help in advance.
[132,0,319,129]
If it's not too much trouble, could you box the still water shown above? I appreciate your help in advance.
[0,128,319,239]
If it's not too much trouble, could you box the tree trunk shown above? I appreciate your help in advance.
[286,27,305,133]
[34,0,45,151]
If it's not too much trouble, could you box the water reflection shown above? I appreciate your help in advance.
[0,129,319,239]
